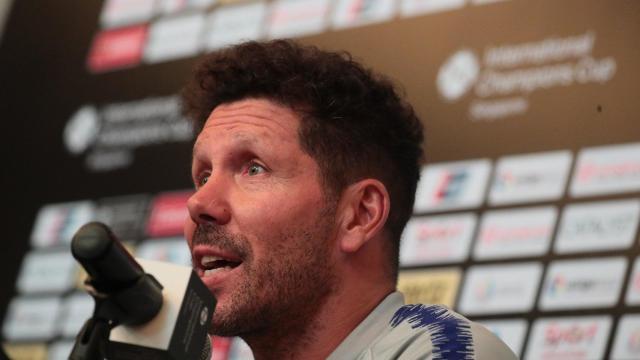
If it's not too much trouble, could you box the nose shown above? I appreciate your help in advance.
[186,177,231,226]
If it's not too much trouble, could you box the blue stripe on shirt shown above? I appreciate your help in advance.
[390,304,474,360]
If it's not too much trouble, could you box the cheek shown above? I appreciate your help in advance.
[247,195,328,243]
[254,195,322,226]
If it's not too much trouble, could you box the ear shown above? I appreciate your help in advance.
[337,179,390,254]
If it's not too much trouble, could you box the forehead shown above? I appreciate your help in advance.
[192,98,305,162]
[201,98,301,137]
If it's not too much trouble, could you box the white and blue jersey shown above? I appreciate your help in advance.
[328,292,516,360]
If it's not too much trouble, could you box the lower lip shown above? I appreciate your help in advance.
[198,264,243,290]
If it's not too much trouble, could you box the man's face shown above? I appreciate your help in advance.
[185,98,338,336]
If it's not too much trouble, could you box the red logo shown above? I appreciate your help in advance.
[577,162,640,183]
[87,25,147,73]
[544,323,598,346]
[480,225,550,245]
[146,191,193,238]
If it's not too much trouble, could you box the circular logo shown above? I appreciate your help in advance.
[437,49,480,102]
[63,105,100,155]
[200,306,209,326]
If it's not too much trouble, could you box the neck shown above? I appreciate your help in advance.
[243,280,393,360]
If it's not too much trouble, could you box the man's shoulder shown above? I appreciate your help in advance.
[328,294,517,360]
[368,303,517,360]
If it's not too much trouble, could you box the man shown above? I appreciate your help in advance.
[181,40,515,359]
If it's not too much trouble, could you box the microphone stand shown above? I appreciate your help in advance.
[68,297,117,360]
[69,273,163,360]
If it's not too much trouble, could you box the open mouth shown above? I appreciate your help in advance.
[200,255,242,276]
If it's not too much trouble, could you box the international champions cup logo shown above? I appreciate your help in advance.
[63,105,101,155]
[436,49,480,102]
[61,96,193,172]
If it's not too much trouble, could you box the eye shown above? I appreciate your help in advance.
[195,173,209,189]
[247,163,266,176]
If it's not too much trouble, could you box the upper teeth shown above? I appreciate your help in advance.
[201,255,223,267]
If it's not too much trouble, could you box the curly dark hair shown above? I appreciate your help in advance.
[182,40,424,279]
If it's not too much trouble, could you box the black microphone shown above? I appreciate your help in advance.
[71,222,164,326]
[71,222,215,360]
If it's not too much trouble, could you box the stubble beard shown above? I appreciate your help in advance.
[192,205,339,341]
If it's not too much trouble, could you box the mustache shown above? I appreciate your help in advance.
[192,224,251,259]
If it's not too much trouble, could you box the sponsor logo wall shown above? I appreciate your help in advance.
[1,0,639,359]
[402,142,640,358]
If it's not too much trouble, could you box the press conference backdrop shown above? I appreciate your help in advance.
[1,0,639,359]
